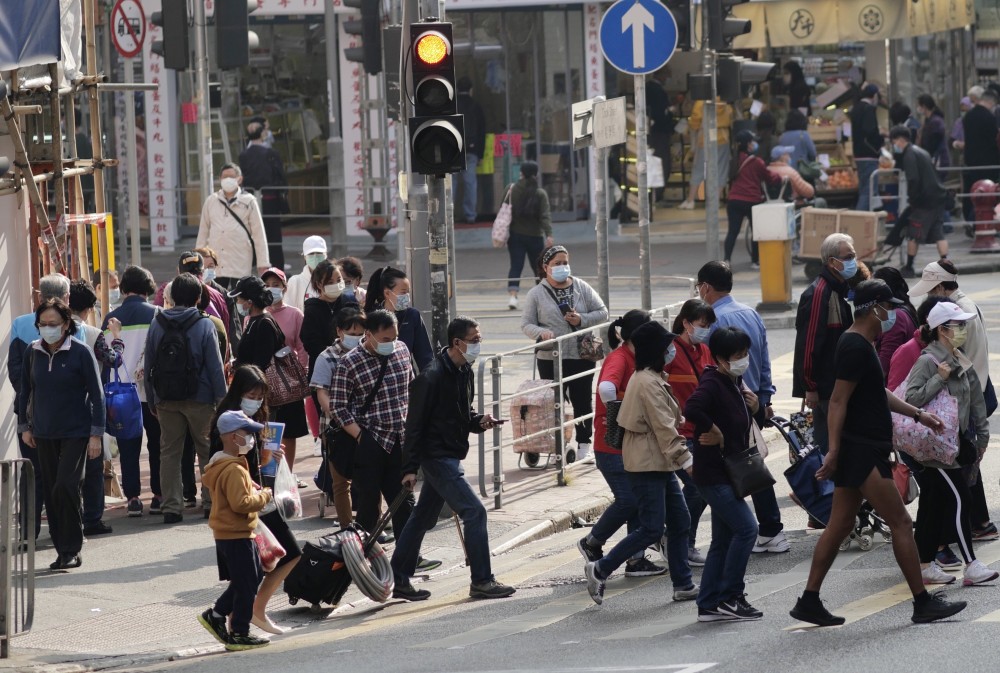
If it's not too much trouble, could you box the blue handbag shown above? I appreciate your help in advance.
[105,367,143,440]
[784,447,833,526]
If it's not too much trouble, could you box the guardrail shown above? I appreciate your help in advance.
[0,459,34,658]
[476,294,693,510]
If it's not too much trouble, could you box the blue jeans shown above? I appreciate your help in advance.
[855,159,879,212]
[662,471,693,590]
[507,232,546,292]
[678,441,707,547]
[590,452,641,561]
[595,472,665,580]
[451,154,479,221]
[696,483,758,610]
[391,457,492,584]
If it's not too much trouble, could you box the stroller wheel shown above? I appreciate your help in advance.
[839,538,852,552]
[523,452,540,468]
[288,596,299,606]
[565,449,577,464]
[882,531,892,542]
[857,535,875,551]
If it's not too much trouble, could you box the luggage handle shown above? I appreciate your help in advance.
[361,489,410,555]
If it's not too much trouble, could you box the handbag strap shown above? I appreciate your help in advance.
[540,283,579,333]
[219,196,258,271]
[678,341,702,381]
[358,356,391,417]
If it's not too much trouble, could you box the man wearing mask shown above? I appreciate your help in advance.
[155,252,231,332]
[961,87,1000,223]
[285,236,327,312]
[390,317,515,601]
[240,120,289,271]
[888,127,949,277]
[793,234,856,456]
[195,163,270,290]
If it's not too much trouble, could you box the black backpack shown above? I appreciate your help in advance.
[150,312,203,401]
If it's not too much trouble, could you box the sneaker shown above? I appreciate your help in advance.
[312,438,322,457]
[149,496,163,515]
[656,534,669,565]
[377,532,395,545]
[790,594,846,627]
[697,606,738,622]
[911,592,967,623]
[197,609,231,645]
[576,442,593,463]
[718,596,762,621]
[963,560,1000,586]
[470,579,516,599]
[677,200,695,210]
[83,521,113,536]
[688,546,707,567]
[935,546,962,570]
[577,537,603,563]
[624,556,666,577]
[508,295,519,310]
[584,561,606,605]
[184,497,198,509]
[392,582,431,601]
[901,266,917,279]
[972,523,1000,541]
[752,532,790,553]
[922,562,957,585]
[672,584,700,602]
[163,513,183,524]
[226,633,270,651]
[126,497,143,518]
[751,263,760,271]
[416,556,442,572]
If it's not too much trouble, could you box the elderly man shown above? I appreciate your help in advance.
[793,233,857,455]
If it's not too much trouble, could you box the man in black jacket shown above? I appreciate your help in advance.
[454,77,487,224]
[390,317,515,601]
[962,88,1000,223]
[850,84,884,212]
[889,126,949,276]
[239,119,288,270]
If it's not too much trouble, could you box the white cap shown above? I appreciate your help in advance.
[302,235,327,256]
[926,301,976,329]
[909,261,957,296]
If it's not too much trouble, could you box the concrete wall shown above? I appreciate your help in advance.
[0,136,35,460]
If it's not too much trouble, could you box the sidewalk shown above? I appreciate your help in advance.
[4,450,613,672]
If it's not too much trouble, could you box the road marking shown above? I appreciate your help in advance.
[431,666,716,673]
[975,608,1000,623]
[414,578,657,649]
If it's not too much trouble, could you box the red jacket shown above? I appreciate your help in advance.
[886,329,927,392]
[729,151,781,203]
[665,338,712,439]
[594,346,636,455]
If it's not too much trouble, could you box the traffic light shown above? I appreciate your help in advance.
[216,0,259,70]
[408,22,466,175]
[665,0,692,51]
[150,0,189,71]
[717,55,775,102]
[344,0,383,76]
[707,0,751,52]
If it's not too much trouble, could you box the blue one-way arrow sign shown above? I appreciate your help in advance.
[600,0,678,75]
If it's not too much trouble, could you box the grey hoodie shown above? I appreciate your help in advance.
[143,306,228,406]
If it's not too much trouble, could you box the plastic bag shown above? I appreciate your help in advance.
[273,457,303,520]
[254,520,286,573]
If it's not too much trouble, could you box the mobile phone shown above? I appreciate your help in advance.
[494,418,508,424]
[558,301,572,315]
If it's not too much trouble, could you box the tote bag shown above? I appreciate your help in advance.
[492,184,514,248]
[105,367,143,440]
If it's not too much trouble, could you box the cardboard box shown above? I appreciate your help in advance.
[799,208,844,258]
[540,154,561,174]
[799,208,884,261]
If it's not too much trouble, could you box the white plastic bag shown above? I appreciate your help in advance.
[273,457,303,520]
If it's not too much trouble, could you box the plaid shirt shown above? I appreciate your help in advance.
[330,340,414,453]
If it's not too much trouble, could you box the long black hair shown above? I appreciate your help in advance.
[364,266,408,313]
[210,365,269,461]
[607,309,651,350]
[873,266,917,321]
[671,298,717,334]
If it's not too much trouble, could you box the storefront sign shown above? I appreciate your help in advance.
[837,0,907,41]
[254,0,589,15]
[765,2,840,48]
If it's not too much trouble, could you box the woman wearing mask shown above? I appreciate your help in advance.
[365,266,434,371]
[505,160,553,311]
[684,326,763,622]
[725,130,783,269]
[18,299,105,570]
[285,236,328,312]
[310,307,367,525]
[301,260,360,381]
[665,299,718,567]
[582,322,697,605]
[337,256,368,305]
[521,246,609,463]
[580,309,663,576]
[904,302,996,587]
[209,365,302,635]
[872,267,918,378]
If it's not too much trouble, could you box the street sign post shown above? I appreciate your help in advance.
[111,0,146,59]
[600,0,678,310]
[112,0,145,265]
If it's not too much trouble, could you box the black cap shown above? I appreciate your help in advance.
[178,251,204,275]
[852,279,904,309]
[735,130,758,145]
[227,275,266,302]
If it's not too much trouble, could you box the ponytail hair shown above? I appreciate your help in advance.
[607,309,652,350]
[364,266,408,313]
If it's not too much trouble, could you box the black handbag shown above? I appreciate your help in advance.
[325,357,389,480]
[723,447,776,499]
[604,400,624,450]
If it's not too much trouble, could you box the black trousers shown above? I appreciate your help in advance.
[352,434,414,538]
[914,466,975,564]
[970,475,991,528]
[262,197,285,271]
[17,435,45,540]
[214,538,263,636]
[724,199,758,264]
[35,437,88,556]
[536,357,596,445]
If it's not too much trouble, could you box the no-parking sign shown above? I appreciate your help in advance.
[111,0,146,59]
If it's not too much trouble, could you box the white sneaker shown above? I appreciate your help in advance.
[688,546,707,567]
[312,438,322,457]
[922,561,957,585]
[963,560,999,586]
[577,442,594,463]
[584,561,605,605]
[752,531,790,553]
[751,263,761,271]
[672,584,700,602]
[677,200,695,210]
[508,295,519,310]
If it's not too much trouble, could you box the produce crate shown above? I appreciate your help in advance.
[818,167,858,192]
[808,124,840,143]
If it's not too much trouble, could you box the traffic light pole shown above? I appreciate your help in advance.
[702,0,721,262]
[194,0,214,201]
[427,175,449,348]
[634,76,652,312]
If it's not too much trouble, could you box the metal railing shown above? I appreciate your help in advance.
[476,295,693,510]
[0,460,34,658]
[870,163,1000,228]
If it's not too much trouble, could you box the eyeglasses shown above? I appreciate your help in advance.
[942,322,967,329]
[834,254,857,262]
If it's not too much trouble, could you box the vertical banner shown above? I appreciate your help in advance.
[584,2,604,217]
[338,16,368,238]
[141,0,179,251]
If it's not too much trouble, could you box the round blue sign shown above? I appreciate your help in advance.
[600,0,678,75]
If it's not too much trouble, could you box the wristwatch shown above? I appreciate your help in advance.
[912,409,922,422]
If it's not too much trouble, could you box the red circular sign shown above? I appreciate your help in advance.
[111,0,146,59]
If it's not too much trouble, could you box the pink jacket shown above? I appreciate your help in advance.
[886,329,927,391]
[767,161,815,200]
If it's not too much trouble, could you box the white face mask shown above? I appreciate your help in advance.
[221,177,240,193]
[241,398,263,416]
[462,341,481,364]
[39,325,64,345]
[235,433,255,455]
[267,287,283,302]
[203,268,217,282]
[324,281,345,299]
[108,288,121,305]
[728,355,750,377]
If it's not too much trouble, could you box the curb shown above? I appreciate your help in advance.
[490,493,614,557]
[14,645,221,673]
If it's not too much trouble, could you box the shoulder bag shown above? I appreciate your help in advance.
[492,184,513,248]
[604,400,624,450]
[219,197,258,272]
[259,318,308,407]
[540,284,604,362]
[892,448,920,505]
[721,380,775,498]
[324,357,390,480]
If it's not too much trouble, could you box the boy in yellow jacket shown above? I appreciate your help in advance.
[198,410,273,651]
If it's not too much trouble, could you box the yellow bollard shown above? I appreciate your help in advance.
[751,202,796,312]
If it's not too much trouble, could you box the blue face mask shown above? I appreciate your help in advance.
[878,307,897,333]
[664,343,677,366]
[892,144,903,155]
[393,292,411,312]
[838,258,858,280]
[749,142,759,153]
[551,265,571,282]
[375,340,396,357]
[691,326,711,344]
[342,334,362,349]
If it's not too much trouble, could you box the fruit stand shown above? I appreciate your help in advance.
[809,121,860,207]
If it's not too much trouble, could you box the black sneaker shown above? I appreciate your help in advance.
[197,609,230,645]
[392,582,431,601]
[377,532,395,545]
[126,498,143,518]
[790,595,845,627]
[149,496,163,515]
[624,556,667,577]
[577,537,603,563]
[912,592,967,624]
[718,597,762,621]
[163,513,183,524]
[735,594,763,619]
[226,633,270,651]
[415,556,442,572]
[470,579,516,599]
[697,606,738,622]
[49,553,82,570]
[184,497,198,509]
[83,521,113,536]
